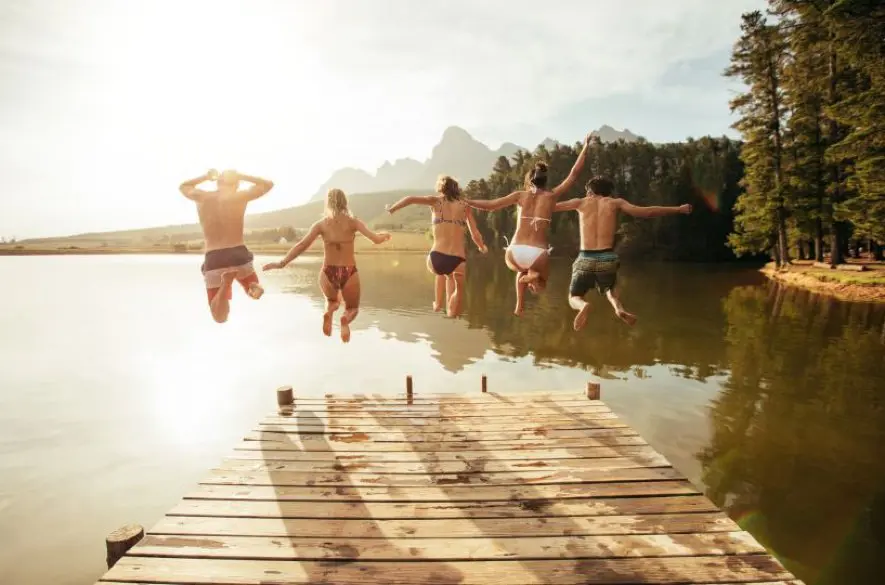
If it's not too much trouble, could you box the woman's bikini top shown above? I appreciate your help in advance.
[431,199,467,227]
[520,188,553,230]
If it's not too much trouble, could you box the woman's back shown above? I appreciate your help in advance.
[430,196,469,257]
[512,189,556,247]
[320,215,358,266]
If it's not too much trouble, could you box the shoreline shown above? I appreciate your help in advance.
[0,245,428,257]
[761,263,885,304]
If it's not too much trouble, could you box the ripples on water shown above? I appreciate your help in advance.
[0,253,883,585]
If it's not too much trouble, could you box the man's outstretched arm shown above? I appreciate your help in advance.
[554,198,583,212]
[467,191,521,212]
[179,169,216,201]
[619,200,692,218]
[236,173,275,202]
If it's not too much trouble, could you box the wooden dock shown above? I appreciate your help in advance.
[96,383,804,584]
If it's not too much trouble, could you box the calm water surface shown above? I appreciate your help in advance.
[1,253,884,585]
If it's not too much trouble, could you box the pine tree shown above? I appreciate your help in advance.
[725,10,791,266]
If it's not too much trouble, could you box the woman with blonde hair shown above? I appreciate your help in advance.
[263,188,391,342]
[386,175,486,317]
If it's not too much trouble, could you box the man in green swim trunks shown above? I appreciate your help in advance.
[554,176,691,331]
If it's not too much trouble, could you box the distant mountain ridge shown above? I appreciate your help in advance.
[310,124,639,200]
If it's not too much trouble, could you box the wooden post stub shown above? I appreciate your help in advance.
[481,375,488,393]
[106,523,144,568]
[586,382,601,400]
[406,375,413,398]
[276,386,294,407]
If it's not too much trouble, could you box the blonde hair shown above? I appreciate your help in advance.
[436,175,461,201]
[325,188,351,218]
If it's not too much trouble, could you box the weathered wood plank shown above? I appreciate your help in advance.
[229,443,655,462]
[129,531,765,561]
[102,555,793,584]
[169,495,720,519]
[287,394,595,405]
[185,480,702,502]
[259,419,626,434]
[241,433,646,451]
[150,512,738,539]
[202,465,683,488]
[216,453,670,475]
[271,406,613,419]
[276,401,610,414]
[251,427,638,443]
[263,412,620,428]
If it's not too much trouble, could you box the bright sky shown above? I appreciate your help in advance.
[0,0,765,238]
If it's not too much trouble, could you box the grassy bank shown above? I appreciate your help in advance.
[0,231,432,257]
[762,260,885,303]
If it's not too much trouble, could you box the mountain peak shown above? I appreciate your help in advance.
[440,125,474,143]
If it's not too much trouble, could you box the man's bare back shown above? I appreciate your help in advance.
[554,175,691,331]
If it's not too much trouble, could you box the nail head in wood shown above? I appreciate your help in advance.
[586,382,601,400]
[406,375,413,397]
[105,523,144,569]
[481,375,488,393]
[276,386,294,407]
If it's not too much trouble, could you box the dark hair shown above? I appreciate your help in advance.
[524,162,548,189]
[586,175,614,197]
[436,175,461,201]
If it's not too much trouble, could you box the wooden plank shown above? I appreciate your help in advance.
[149,512,739,538]
[263,411,619,427]
[287,393,594,405]
[237,435,648,453]
[275,401,611,414]
[202,465,683,487]
[250,427,639,443]
[129,531,765,561]
[223,446,662,467]
[169,495,721,519]
[216,454,670,475]
[102,555,793,584]
[230,443,656,462]
[259,418,625,434]
[185,480,702,502]
[270,406,613,419]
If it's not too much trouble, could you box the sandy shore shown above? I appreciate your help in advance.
[762,263,885,303]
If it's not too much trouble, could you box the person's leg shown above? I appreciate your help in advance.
[447,264,466,317]
[426,254,446,312]
[605,287,637,326]
[505,248,527,316]
[236,265,264,300]
[208,270,238,324]
[568,259,594,332]
[339,270,361,343]
[318,269,340,337]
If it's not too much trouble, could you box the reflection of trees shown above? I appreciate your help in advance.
[462,256,756,380]
[700,284,885,584]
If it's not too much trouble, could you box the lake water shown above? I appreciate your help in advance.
[1,253,884,585]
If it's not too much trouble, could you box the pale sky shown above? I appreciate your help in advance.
[0,0,764,238]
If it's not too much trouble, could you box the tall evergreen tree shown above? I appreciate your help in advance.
[725,11,791,266]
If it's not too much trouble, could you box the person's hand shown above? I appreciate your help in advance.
[679,203,692,215]
[378,232,392,243]
[207,168,219,180]
[262,261,284,271]
[385,204,394,215]
[584,132,594,145]
[479,243,488,254]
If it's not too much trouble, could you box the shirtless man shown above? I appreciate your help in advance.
[554,175,691,331]
[178,168,275,323]
[468,132,592,316]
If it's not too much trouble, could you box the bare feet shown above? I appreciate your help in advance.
[247,283,264,300]
[513,304,524,317]
[616,310,638,326]
[221,270,238,287]
[340,310,357,343]
[519,271,540,285]
[322,312,333,336]
[573,303,591,331]
[432,301,443,312]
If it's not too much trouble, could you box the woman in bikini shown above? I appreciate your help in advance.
[262,188,391,342]
[386,175,487,317]
[468,132,592,316]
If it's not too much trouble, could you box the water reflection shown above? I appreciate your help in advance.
[701,284,885,584]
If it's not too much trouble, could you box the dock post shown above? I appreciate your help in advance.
[406,375,413,399]
[481,375,488,393]
[586,381,601,400]
[105,524,144,569]
[276,385,294,407]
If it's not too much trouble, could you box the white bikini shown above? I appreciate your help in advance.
[507,215,552,271]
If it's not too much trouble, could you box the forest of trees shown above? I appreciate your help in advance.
[462,0,883,265]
